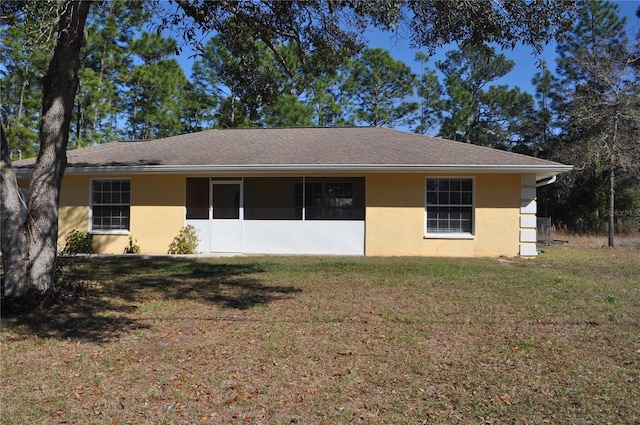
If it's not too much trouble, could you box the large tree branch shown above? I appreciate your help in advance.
[172,0,213,23]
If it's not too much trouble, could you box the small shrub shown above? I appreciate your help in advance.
[168,225,199,254]
[62,229,93,255]
[123,236,141,254]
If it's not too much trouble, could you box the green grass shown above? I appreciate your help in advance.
[1,247,639,424]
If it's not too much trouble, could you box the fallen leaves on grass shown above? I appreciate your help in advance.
[2,251,639,424]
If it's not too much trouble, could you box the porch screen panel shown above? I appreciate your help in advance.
[244,177,303,220]
[304,177,365,220]
[186,178,209,219]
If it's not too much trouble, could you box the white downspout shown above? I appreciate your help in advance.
[536,175,557,187]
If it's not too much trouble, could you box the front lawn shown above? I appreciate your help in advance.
[1,247,638,424]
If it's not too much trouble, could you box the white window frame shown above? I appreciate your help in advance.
[89,178,131,235]
[424,177,475,239]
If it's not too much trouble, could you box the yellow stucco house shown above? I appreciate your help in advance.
[14,127,571,257]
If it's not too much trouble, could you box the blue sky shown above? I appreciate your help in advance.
[365,1,639,95]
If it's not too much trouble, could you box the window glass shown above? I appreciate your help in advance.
[425,178,473,234]
[212,183,240,219]
[91,179,130,231]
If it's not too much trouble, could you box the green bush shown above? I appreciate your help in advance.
[123,236,141,254]
[62,229,93,255]
[168,225,199,254]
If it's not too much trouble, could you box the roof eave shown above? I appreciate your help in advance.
[13,163,573,181]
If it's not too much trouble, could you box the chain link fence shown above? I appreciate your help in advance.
[537,217,552,246]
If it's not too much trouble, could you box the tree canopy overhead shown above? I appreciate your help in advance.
[166,0,575,64]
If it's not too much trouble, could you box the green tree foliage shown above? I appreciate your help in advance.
[191,36,245,128]
[413,52,444,135]
[262,95,314,127]
[0,3,56,160]
[174,1,574,130]
[125,32,191,139]
[530,64,555,155]
[434,43,535,148]
[302,68,354,127]
[479,85,537,152]
[181,81,216,132]
[191,25,302,128]
[342,48,418,127]
[0,1,153,153]
[550,0,640,243]
[70,1,150,148]
[171,1,573,58]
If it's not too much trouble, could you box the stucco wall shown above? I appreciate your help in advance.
[129,175,185,254]
[58,172,522,257]
[58,175,90,249]
[364,173,521,257]
[59,174,185,254]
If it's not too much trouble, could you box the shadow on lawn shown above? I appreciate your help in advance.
[1,256,301,342]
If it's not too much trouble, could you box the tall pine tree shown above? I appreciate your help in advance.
[70,1,150,147]
[0,3,57,159]
[552,0,640,244]
[435,43,534,147]
[342,48,418,127]
[125,33,190,139]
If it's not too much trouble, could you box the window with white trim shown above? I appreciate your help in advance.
[91,179,130,232]
[425,178,473,235]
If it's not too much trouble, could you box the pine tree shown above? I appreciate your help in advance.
[70,1,151,148]
[191,28,301,128]
[531,64,555,155]
[342,48,418,127]
[125,33,190,139]
[552,0,640,245]
[435,43,534,146]
[302,68,354,127]
[0,4,56,159]
[413,52,444,135]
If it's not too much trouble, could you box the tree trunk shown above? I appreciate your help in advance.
[1,124,28,297]
[18,64,29,121]
[608,167,615,248]
[1,0,91,296]
[76,97,83,142]
[230,93,236,127]
[92,1,113,136]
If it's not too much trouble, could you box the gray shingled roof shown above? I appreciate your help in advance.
[14,127,571,180]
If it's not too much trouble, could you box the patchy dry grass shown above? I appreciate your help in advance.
[550,232,640,248]
[1,248,639,424]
